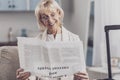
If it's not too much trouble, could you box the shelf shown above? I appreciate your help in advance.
[0,41,17,46]
[0,0,61,11]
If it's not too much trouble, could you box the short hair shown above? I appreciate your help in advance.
[35,0,64,31]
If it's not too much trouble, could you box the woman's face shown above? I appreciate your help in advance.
[40,10,60,29]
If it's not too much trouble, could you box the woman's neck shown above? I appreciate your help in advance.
[47,27,61,38]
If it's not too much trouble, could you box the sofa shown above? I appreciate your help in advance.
[0,46,19,80]
[3,46,120,80]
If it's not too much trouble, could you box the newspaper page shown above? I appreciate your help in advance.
[17,37,85,78]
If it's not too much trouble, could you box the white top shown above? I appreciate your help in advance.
[46,34,62,41]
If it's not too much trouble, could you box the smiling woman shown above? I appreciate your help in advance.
[35,0,64,32]
[15,0,89,80]
[38,7,62,37]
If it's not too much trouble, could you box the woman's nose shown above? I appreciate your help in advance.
[48,17,53,24]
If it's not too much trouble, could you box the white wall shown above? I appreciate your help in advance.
[0,12,38,42]
[61,0,90,55]
[0,0,90,55]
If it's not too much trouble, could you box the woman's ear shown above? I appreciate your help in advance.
[57,9,62,19]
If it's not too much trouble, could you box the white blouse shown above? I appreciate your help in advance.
[46,34,62,41]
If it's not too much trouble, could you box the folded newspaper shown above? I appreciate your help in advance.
[17,37,85,78]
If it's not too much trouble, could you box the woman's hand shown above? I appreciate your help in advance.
[74,72,89,80]
[16,68,31,80]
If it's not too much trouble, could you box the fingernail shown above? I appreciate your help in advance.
[17,75,19,78]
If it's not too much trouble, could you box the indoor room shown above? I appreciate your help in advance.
[0,0,120,80]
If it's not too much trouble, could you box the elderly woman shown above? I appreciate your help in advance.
[16,0,89,80]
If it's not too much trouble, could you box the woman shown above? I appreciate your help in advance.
[16,0,89,80]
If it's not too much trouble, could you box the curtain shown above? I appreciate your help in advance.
[93,0,120,67]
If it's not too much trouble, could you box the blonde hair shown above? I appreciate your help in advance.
[35,0,64,31]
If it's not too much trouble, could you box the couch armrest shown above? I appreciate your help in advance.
[0,46,20,80]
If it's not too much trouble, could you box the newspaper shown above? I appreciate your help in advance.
[17,37,85,78]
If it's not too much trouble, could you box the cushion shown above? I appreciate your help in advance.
[0,46,19,80]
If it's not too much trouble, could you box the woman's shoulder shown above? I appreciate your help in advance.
[68,31,80,41]
[62,26,80,41]
[68,30,78,37]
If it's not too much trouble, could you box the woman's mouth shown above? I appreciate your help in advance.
[48,23,55,27]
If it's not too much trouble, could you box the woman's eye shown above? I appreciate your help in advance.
[43,16,46,19]
[42,16,48,20]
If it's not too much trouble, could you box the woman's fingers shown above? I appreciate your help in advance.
[76,72,87,75]
[16,68,31,80]
[17,72,31,80]
[21,72,31,80]
[74,72,89,80]
[16,68,24,76]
